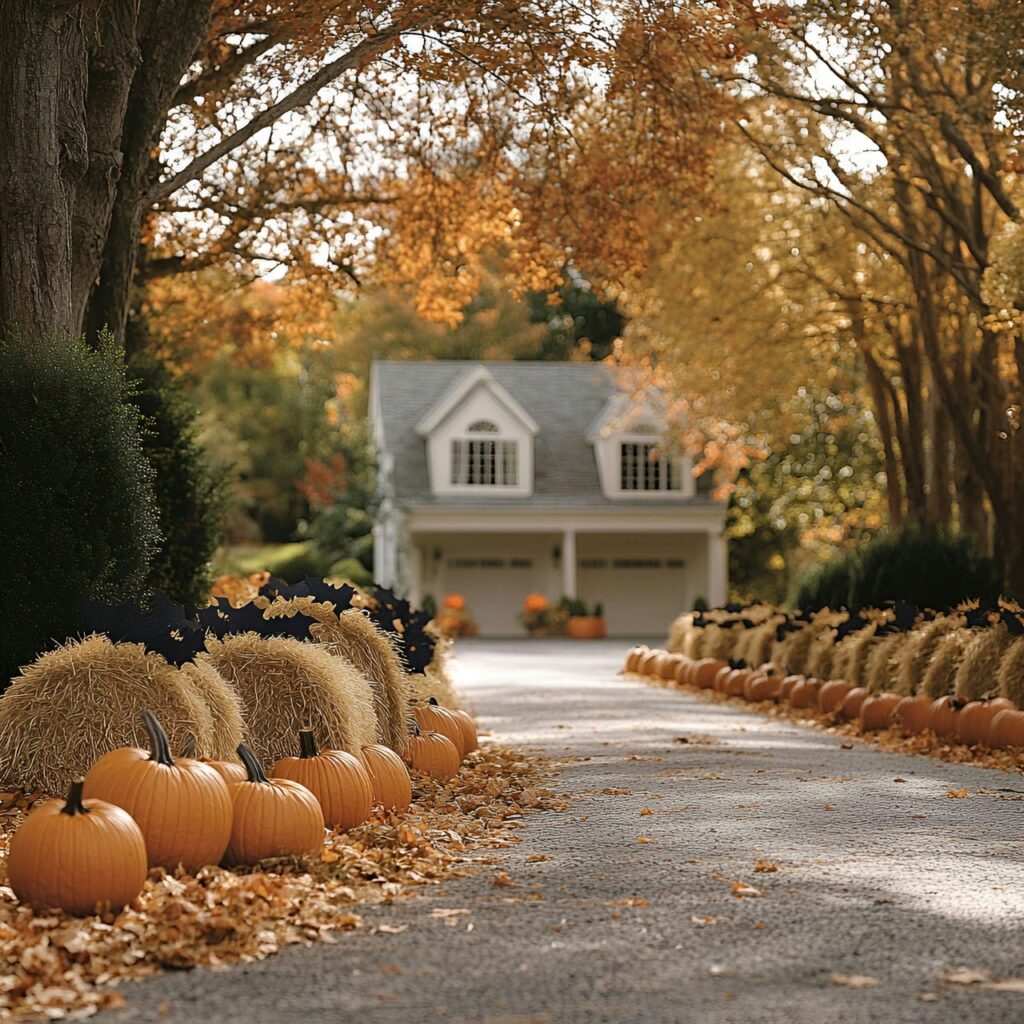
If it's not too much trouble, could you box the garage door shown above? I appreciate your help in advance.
[578,556,687,637]
[442,553,547,636]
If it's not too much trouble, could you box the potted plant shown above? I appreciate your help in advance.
[432,593,478,637]
[566,600,607,639]
[519,593,569,636]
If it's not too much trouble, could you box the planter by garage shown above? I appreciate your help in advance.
[567,616,607,639]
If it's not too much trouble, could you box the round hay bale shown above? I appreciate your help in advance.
[264,598,410,753]
[896,617,961,696]
[954,625,1011,701]
[179,656,246,759]
[0,635,215,794]
[204,633,376,763]
[865,634,907,695]
[921,629,970,698]
[996,635,1024,708]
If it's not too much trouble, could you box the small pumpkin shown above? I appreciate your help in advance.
[956,698,1016,746]
[989,708,1024,749]
[273,729,373,831]
[693,659,727,689]
[658,654,682,681]
[929,695,965,739]
[638,651,662,676]
[200,757,248,787]
[405,729,460,781]
[360,743,413,812]
[780,675,803,702]
[83,709,232,872]
[450,709,479,754]
[745,674,782,702]
[724,668,751,697]
[413,699,466,758]
[225,744,325,866]
[7,779,147,916]
[712,664,733,693]
[839,686,869,721]
[893,695,933,736]
[624,646,648,673]
[818,680,852,714]
[860,692,901,732]
[672,657,693,685]
[789,678,822,709]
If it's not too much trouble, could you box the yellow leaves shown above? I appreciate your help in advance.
[639,807,653,816]
[636,836,655,844]
[947,788,970,798]
[937,967,1024,992]
[753,860,778,873]
[731,881,762,898]
[606,897,649,909]
[691,914,718,926]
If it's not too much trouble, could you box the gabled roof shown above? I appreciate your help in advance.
[370,360,714,507]
[414,365,539,437]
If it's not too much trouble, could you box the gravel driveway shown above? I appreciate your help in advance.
[107,638,1024,1024]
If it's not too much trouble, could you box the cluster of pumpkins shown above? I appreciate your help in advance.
[625,646,1024,751]
[6,699,478,918]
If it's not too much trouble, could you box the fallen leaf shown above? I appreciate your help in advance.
[830,974,879,989]
[526,853,550,863]
[430,908,471,918]
[691,914,718,925]
[893,777,907,783]
[840,742,854,749]
[947,788,970,799]
[376,924,408,934]
[602,788,632,795]
[753,860,778,873]
[492,872,514,887]
[731,881,762,898]
[985,978,1024,992]
[639,807,653,816]
[636,836,655,844]
[938,967,990,985]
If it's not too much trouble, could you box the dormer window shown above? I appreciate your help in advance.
[620,441,682,492]
[451,421,519,486]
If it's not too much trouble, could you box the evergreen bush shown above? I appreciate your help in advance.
[0,333,160,690]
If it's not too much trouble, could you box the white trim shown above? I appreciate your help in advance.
[415,366,539,437]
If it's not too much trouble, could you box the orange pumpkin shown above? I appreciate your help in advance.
[860,692,901,731]
[956,698,1016,746]
[83,709,232,872]
[839,687,869,721]
[638,651,662,676]
[624,646,648,673]
[818,680,852,714]
[225,744,325,866]
[200,758,247,787]
[360,743,413,812]
[780,675,803,702]
[745,674,782,702]
[693,659,727,689]
[7,779,147,916]
[724,668,751,697]
[413,699,466,759]
[893,695,933,736]
[929,696,965,739]
[712,664,733,693]
[406,730,460,781]
[273,729,373,831]
[989,708,1024,749]
[789,678,822,709]
[673,657,693,685]
[450,709,479,754]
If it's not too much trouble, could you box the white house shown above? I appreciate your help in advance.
[369,360,727,637]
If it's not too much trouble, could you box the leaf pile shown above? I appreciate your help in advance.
[0,744,564,1021]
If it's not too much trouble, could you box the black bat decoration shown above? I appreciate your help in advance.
[1000,609,1024,636]
[834,615,869,640]
[965,604,997,629]
[299,577,357,609]
[79,592,208,664]
[261,610,318,642]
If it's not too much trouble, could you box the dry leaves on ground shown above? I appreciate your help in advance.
[830,974,879,989]
[938,967,1024,991]
[0,744,565,1022]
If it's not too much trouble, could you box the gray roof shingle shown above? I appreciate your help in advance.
[371,360,713,508]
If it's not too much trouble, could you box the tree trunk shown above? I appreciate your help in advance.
[862,348,904,529]
[954,428,990,553]
[82,0,212,344]
[0,2,91,339]
[927,371,953,528]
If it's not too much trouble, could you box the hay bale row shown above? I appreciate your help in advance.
[954,625,1011,701]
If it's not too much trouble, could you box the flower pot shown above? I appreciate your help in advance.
[567,615,608,639]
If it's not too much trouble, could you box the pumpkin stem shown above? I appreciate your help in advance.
[61,779,89,816]
[237,743,270,784]
[298,729,320,759]
[142,709,174,766]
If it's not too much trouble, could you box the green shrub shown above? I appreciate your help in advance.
[326,557,374,587]
[792,527,999,612]
[0,333,160,689]
[127,354,226,607]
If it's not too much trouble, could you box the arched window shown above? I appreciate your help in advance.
[468,420,499,433]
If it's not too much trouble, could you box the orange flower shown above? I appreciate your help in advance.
[443,593,466,611]
[523,593,548,613]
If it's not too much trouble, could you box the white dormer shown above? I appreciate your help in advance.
[586,391,694,500]
[415,366,537,496]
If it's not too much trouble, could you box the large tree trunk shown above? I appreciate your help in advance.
[82,0,213,345]
[862,348,905,530]
[0,2,91,338]
[927,371,953,528]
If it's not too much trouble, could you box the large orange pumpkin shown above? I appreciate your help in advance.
[929,696,965,739]
[693,659,727,689]
[273,729,373,831]
[200,757,247,787]
[956,698,1016,746]
[893,695,933,736]
[7,779,147,916]
[360,743,413,812]
[450,709,479,754]
[989,708,1024,749]
[405,730,460,781]
[723,668,751,697]
[860,692,901,731]
[225,744,325,866]
[780,675,803,702]
[413,699,466,758]
[745,674,782,701]
[789,678,821,709]
[83,709,232,872]
[818,680,852,714]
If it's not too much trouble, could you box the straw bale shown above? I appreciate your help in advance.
[865,634,907,694]
[921,629,970,698]
[954,624,1011,701]
[996,635,1024,707]
[0,635,214,794]
[895,617,961,696]
[179,656,246,759]
[204,633,376,762]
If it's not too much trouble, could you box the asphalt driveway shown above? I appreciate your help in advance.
[106,638,1024,1024]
